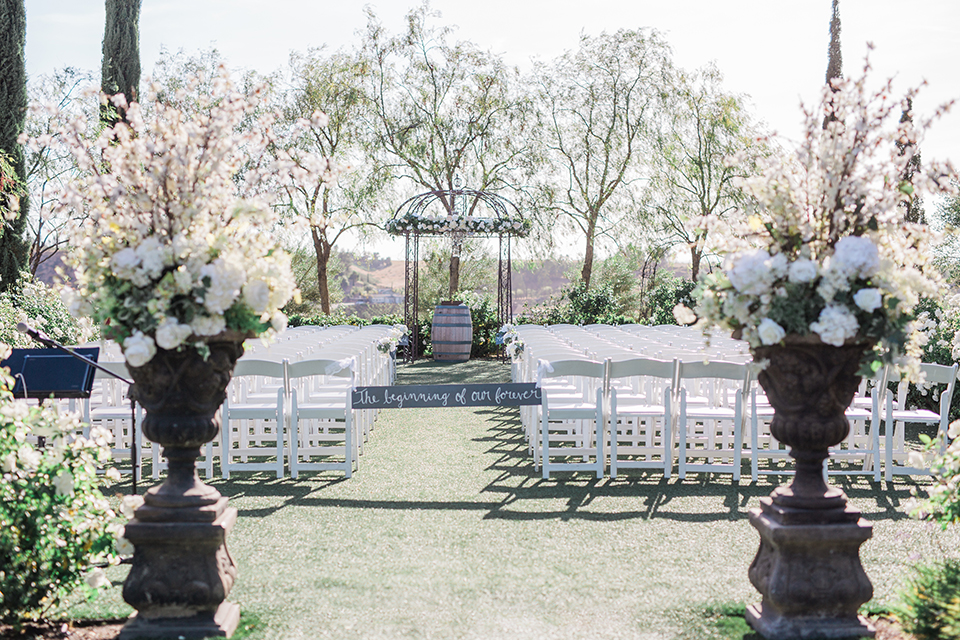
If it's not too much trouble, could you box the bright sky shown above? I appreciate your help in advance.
[23,0,960,258]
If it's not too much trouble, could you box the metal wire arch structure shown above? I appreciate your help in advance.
[386,188,527,361]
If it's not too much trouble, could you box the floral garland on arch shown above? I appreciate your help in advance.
[696,52,957,378]
[35,71,305,367]
[385,211,531,237]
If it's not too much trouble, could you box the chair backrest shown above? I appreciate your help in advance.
[608,357,677,382]
[896,362,959,412]
[233,359,286,379]
[286,358,355,382]
[677,360,749,407]
[93,361,131,380]
[537,358,607,381]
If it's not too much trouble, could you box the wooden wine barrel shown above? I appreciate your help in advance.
[432,303,473,362]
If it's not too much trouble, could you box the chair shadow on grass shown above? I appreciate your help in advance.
[472,406,925,525]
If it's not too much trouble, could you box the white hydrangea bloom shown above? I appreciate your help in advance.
[810,305,860,347]
[726,250,774,295]
[190,314,227,337]
[200,257,246,314]
[832,236,880,280]
[787,258,818,284]
[154,317,193,350]
[242,279,271,315]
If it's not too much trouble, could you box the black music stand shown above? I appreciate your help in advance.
[1,346,139,493]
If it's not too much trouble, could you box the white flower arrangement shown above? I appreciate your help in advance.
[697,54,957,376]
[376,324,410,354]
[385,212,531,237]
[497,324,524,361]
[39,71,299,367]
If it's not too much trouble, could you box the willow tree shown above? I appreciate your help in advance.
[530,29,671,289]
[272,48,390,314]
[0,0,29,292]
[363,3,530,298]
[644,64,766,281]
[101,0,142,126]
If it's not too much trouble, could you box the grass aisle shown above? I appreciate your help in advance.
[63,359,958,639]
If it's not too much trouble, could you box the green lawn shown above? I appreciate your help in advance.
[57,359,957,639]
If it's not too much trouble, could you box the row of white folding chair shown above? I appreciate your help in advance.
[220,358,357,478]
[518,340,587,454]
[536,356,750,479]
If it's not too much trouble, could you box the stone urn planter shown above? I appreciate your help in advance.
[119,332,248,640]
[746,334,875,639]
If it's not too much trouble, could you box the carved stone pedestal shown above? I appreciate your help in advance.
[747,496,874,639]
[119,502,239,639]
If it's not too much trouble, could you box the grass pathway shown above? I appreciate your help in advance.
[66,359,959,639]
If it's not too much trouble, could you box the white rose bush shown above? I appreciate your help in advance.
[40,71,298,367]
[697,54,957,376]
[0,343,120,623]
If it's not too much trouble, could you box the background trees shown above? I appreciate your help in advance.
[271,47,390,314]
[0,0,30,292]
[100,0,142,125]
[9,8,810,324]
[529,29,671,289]
[363,4,531,298]
[644,64,766,281]
[22,68,98,276]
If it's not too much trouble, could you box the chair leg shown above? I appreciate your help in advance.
[541,412,550,480]
[290,415,299,480]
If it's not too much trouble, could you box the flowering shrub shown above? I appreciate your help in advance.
[697,56,956,376]
[385,211,531,237]
[0,277,98,348]
[0,343,120,623]
[32,71,297,367]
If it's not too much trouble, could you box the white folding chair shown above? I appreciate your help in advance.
[538,358,608,479]
[607,358,676,478]
[825,367,888,482]
[220,359,286,479]
[676,360,748,480]
[883,362,958,482]
[287,358,356,478]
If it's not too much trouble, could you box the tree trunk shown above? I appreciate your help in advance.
[690,245,702,282]
[0,0,30,293]
[580,217,597,288]
[101,0,142,127]
[311,227,332,315]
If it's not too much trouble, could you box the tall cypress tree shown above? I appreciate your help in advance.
[101,0,142,127]
[0,0,30,293]
[898,98,924,224]
[823,0,842,128]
